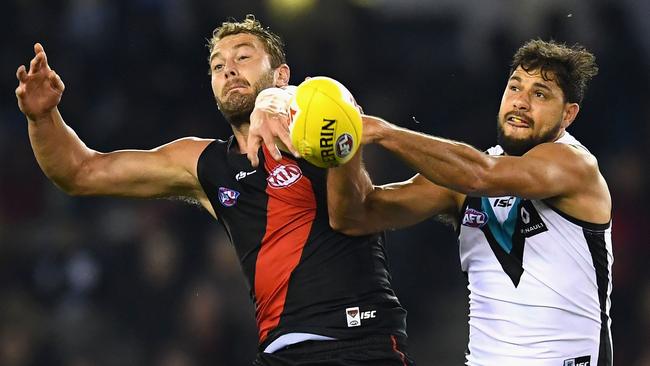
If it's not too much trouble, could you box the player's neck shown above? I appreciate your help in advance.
[231,123,250,154]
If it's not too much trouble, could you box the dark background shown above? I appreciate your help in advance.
[2,0,649,365]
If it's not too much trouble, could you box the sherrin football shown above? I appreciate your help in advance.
[289,77,362,168]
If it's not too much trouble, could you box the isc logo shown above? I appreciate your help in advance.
[564,356,591,366]
[493,196,515,208]
[345,307,376,327]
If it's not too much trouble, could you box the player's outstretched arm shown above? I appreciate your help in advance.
[16,43,212,200]
[327,148,462,236]
[363,115,599,200]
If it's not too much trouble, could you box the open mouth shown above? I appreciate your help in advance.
[506,115,530,128]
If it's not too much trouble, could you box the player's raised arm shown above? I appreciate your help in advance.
[327,145,462,236]
[16,43,211,200]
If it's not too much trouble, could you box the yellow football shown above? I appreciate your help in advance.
[289,77,362,168]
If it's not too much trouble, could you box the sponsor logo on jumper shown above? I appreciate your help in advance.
[345,307,376,327]
[235,169,257,181]
[462,208,488,228]
[563,356,591,366]
[493,196,515,208]
[320,118,337,164]
[218,187,240,207]
[267,164,302,189]
[522,223,545,234]
[335,133,354,158]
[519,203,548,237]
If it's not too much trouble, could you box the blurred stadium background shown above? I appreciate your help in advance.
[2,0,649,365]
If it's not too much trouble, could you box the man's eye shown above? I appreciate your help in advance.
[213,64,224,71]
[535,91,546,98]
[238,55,250,61]
[509,85,519,91]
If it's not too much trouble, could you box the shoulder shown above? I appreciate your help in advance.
[147,137,219,177]
[159,137,216,150]
[156,137,217,158]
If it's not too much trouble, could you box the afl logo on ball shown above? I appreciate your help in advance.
[267,164,303,189]
[218,187,240,207]
[335,133,354,158]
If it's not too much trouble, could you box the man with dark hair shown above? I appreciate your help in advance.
[16,15,414,366]
[247,39,612,365]
[327,39,612,365]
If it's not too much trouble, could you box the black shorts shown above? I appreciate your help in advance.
[253,334,415,366]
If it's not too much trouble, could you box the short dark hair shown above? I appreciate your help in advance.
[207,14,286,71]
[510,39,598,104]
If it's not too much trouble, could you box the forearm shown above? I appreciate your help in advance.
[376,123,493,195]
[27,107,96,193]
[327,149,375,234]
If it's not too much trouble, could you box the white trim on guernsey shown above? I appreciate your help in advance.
[264,333,337,353]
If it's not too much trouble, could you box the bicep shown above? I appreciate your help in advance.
[479,144,593,199]
[73,137,213,199]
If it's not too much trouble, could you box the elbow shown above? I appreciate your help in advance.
[57,158,97,197]
[44,168,83,196]
[328,211,353,234]
[52,174,89,197]
[452,162,494,196]
[63,183,91,197]
[328,212,371,237]
[329,215,380,237]
[460,177,488,196]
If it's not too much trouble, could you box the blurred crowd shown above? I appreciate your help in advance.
[1,0,649,365]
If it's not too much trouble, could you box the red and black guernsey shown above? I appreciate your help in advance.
[197,137,407,351]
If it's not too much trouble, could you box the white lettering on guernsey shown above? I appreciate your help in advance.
[462,208,488,228]
[267,164,302,189]
[522,223,544,234]
[235,170,257,181]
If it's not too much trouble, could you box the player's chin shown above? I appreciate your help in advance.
[226,93,254,108]
[503,125,533,140]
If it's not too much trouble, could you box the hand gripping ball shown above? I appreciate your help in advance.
[289,77,362,168]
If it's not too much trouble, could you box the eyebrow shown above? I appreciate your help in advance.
[210,42,257,62]
[509,75,553,92]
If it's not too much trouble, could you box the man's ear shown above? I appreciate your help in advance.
[561,102,580,129]
[274,64,290,87]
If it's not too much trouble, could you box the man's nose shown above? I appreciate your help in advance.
[512,94,530,111]
[223,60,238,78]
